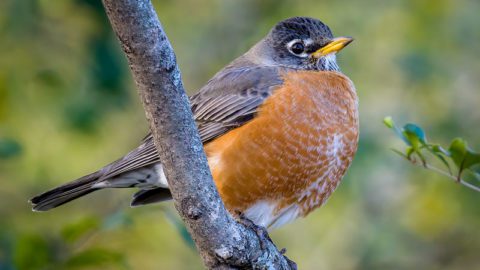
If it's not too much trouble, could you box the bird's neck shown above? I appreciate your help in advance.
[238,39,278,67]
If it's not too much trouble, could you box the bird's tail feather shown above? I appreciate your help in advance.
[30,171,102,212]
[130,188,172,207]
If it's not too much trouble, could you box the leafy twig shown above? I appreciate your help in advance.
[384,116,480,193]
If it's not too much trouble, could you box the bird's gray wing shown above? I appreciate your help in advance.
[99,65,285,180]
[192,65,284,142]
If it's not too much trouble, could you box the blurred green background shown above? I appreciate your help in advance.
[1,0,480,269]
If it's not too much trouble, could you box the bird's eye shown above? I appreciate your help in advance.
[290,41,305,55]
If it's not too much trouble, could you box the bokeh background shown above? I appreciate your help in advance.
[1,0,480,269]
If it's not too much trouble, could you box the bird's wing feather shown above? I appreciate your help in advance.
[192,65,284,142]
[97,66,285,181]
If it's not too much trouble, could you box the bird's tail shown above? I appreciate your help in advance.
[30,171,103,212]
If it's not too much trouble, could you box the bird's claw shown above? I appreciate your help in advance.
[235,212,297,269]
[236,212,272,250]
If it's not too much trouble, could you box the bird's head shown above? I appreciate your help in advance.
[251,17,353,71]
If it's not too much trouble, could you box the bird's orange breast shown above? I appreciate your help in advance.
[204,71,359,225]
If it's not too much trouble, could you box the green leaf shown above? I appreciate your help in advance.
[448,138,480,179]
[406,147,415,160]
[403,123,427,145]
[61,217,100,244]
[449,138,467,167]
[64,248,124,268]
[463,147,480,171]
[383,116,395,128]
[401,124,428,167]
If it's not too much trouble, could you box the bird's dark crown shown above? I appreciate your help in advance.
[270,17,334,45]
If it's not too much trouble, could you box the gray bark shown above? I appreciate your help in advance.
[100,0,297,269]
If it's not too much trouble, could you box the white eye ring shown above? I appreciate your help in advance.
[287,39,309,58]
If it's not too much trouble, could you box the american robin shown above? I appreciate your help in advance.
[30,17,358,229]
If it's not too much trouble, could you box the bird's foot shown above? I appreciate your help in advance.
[236,211,297,269]
[236,212,272,250]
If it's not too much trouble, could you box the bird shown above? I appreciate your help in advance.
[30,17,359,229]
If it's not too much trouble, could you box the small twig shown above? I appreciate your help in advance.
[409,161,480,192]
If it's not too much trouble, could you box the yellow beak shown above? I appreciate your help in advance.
[312,36,354,58]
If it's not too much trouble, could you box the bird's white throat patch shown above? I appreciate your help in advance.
[322,54,339,71]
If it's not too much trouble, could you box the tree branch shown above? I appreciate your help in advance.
[101,0,296,269]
